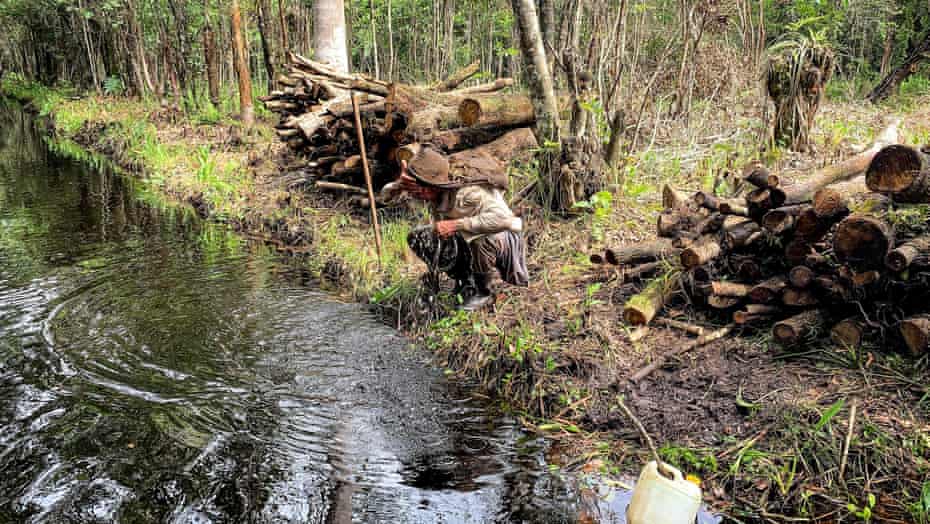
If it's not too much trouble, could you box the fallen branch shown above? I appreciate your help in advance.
[631,325,733,382]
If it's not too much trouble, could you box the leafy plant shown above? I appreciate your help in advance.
[102,76,125,96]
[572,190,613,242]
[848,493,877,522]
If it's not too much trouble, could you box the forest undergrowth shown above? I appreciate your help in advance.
[6,71,930,521]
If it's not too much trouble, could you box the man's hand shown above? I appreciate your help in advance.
[435,219,460,239]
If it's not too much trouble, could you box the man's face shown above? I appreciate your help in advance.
[399,161,440,202]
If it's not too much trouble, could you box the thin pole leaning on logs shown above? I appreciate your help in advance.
[351,92,384,265]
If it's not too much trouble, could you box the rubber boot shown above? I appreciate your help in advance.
[461,273,493,311]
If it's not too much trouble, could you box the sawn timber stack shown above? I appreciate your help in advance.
[593,120,930,356]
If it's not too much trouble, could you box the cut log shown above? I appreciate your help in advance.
[662,185,691,210]
[886,236,930,272]
[729,254,763,281]
[783,119,900,204]
[604,239,680,266]
[623,273,679,326]
[723,221,763,250]
[733,304,780,325]
[788,265,815,288]
[813,275,851,302]
[745,165,779,189]
[773,309,825,346]
[749,276,787,304]
[458,93,536,128]
[693,191,720,210]
[833,215,895,269]
[718,201,749,217]
[762,205,805,234]
[783,287,819,307]
[831,317,869,348]
[589,253,605,264]
[657,211,684,238]
[621,261,663,283]
[785,239,815,266]
[865,144,930,203]
[427,126,516,153]
[899,315,930,355]
[812,188,849,219]
[697,281,753,298]
[680,239,722,269]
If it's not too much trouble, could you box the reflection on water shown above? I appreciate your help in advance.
[0,102,592,523]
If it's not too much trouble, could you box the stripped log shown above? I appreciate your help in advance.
[773,309,825,346]
[431,61,480,91]
[662,185,691,210]
[697,281,753,298]
[718,201,749,217]
[886,236,930,272]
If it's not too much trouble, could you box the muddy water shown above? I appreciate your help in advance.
[0,104,621,523]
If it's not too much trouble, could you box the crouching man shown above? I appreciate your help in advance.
[392,147,528,310]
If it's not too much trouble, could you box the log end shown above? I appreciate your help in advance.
[900,316,930,355]
[833,215,895,268]
[866,144,924,193]
[459,98,482,127]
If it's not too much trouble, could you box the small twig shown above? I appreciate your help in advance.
[631,324,733,382]
[839,399,858,482]
[617,396,673,478]
[654,316,705,336]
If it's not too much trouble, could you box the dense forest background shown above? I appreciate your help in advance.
[2,0,929,124]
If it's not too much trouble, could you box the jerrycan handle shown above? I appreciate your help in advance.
[656,460,678,481]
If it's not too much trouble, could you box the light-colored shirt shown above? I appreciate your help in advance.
[435,185,522,242]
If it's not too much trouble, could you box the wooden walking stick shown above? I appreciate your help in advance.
[351,91,383,265]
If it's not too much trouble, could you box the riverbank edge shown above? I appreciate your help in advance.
[8,79,930,521]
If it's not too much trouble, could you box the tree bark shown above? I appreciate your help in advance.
[680,238,722,269]
[231,0,254,125]
[203,22,221,108]
[604,239,679,266]
[257,0,277,92]
[313,0,350,73]
[510,0,560,141]
[458,93,536,127]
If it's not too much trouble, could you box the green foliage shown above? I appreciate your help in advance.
[102,76,125,96]
[572,190,613,242]
[848,493,877,522]
[659,445,719,475]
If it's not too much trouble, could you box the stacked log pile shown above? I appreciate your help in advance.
[260,53,536,205]
[595,121,930,355]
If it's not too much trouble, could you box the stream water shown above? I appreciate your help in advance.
[0,104,638,523]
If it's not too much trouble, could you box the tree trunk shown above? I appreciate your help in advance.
[510,0,559,140]
[880,24,895,77]
[313,0,350,73]
[868,30,930,103]
[231,0,254,125]
[257,0,277,92]
[203,24,221,108]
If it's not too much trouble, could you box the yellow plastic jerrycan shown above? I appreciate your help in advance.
[627,461,702,524]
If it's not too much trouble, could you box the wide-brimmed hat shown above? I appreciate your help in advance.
[406,147,454,188]
[406,146,508,190]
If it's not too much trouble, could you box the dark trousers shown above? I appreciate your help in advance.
[407,225,528,286]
